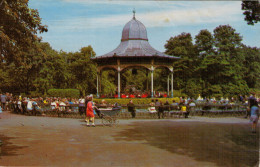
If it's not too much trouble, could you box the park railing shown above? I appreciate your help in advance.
[9,102,248,119]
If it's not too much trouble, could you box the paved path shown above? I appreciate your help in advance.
[0,112,259,167]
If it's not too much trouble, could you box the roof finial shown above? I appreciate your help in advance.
[133,8,136,19]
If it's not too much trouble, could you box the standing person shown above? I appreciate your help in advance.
[246,93,257,118]
[187,100,196,116]
[1,93,7,111]
[127,100,136,118]
[158,101,164,119]
[26,99,34,115]
[21,98,28,114]
[181,104,189,118]
[86,96,95,127]
[249,99,259,133]
[78,97,85,115]
[0,102,2,118]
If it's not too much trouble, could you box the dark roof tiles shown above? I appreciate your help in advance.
[95,16,179,60]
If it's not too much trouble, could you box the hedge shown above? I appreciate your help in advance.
[47,89,80,98]
[93,97,180,105]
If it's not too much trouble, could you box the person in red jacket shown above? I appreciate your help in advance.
[86,96,95,127]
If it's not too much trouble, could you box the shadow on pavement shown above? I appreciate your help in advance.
[0,135,28,157]
[113,121,259,167]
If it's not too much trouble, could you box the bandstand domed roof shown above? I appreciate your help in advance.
[121,17,148,41]
[94,11,179,60]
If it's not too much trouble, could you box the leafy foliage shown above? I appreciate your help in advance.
[101,70,117,96]
[165,25,260,98]
[0,0,48,64]
[242,1,260,25]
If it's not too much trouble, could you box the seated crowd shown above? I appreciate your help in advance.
[146,99,196,119]
[0,92,256,118]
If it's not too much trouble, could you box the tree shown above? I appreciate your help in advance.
[241,45,260,89]
[194,26,245,97]
[211,25,246,97]
[164,25,255,98]
[194,29,215,97]
[0,0,48,94]
[101,70,116,96]
[165,32,196,96]
[34,43,67,95]
[122,69,147,92]
[195,29,214,59]
[0,41,49,94]
[165,32,195,58]
[0,0,48,63]
[66,46,97,96]
[242,1,260,25]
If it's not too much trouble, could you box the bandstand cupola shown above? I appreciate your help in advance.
[121,14,148,41]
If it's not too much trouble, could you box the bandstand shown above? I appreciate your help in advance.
[92,11,180,98]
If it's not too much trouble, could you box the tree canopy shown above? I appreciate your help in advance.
[164,24,259,98]
[0,0,48,64]
[242,1,260,25]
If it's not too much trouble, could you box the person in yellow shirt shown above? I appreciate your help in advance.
[180,103,189,118]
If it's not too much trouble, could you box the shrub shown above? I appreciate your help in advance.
[47,89,80,98]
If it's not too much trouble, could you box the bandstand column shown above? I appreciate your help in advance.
[167,75,169,96]
[171,71,174,98]
[118,67,121,98]
[151,66,154,98]
[96,72,99,98]
[146,70,149,91]
[99,72,102,93]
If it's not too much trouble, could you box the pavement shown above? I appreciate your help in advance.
[0,111,259,167]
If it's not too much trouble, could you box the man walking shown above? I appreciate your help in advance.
[127,100,136,118]
[155,99,164,119]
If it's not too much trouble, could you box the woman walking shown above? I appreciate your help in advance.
[86,96,95,127]
[250,99,259,133]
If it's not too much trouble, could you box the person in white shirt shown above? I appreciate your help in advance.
[78,97,85,115]
[51,99,57,110]
[27,100,33,111]
[59,100,66,111]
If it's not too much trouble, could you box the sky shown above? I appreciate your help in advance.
[29,0,260,56]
